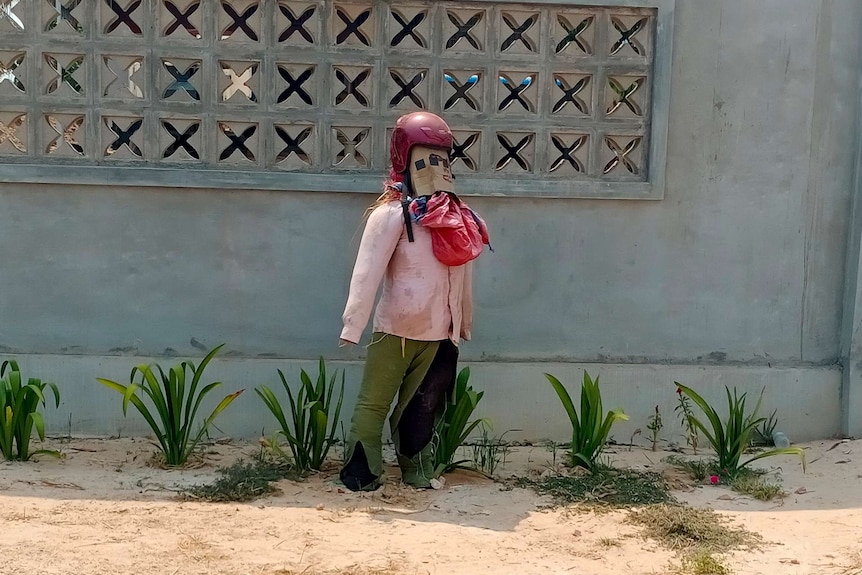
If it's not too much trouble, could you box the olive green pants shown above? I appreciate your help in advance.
[342,333,441,485]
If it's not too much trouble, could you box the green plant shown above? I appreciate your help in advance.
[97,344,243,466]
[674,383,805,474]
[544,439,563,466]
[752,409,778,447]
[255,357,344,472]
[675,389,700,454]
[468,425,514,476]
[545,371,629,471]
[432,367,489,476]
[647,405,663,451]
[0,361,61,461]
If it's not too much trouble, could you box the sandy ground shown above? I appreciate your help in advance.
[1,436,860,575]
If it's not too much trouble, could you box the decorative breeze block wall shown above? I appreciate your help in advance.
[0,0,670,198]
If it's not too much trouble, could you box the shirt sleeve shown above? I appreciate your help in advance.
[460,260,474,341]
[340,203,404,344]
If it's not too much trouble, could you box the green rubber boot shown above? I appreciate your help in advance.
[397,443,436,489]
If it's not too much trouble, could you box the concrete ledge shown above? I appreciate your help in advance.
[11,354,841,444]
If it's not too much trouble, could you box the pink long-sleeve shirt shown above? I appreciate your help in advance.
[340,200,473,345]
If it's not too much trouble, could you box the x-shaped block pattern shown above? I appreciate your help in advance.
[556,14,594,54]
[277,65,314,105]
[275,125,313,165]
[0,114,27,153]
[603,136,641,175]
[335,7,371,46]
[221,62,258,102]
[103,56,143,98]
[1,0,25,31]
[444,72,480,111]
[333,128,369,167]
[498,73,535,112]
[161,120,200,159]
[495,133,533,171]
[104,118,143,157]
[450,132,479,171]
[0,53,26,93]
[391,9,426,47]
[607,77,645,117]
[550,134,588,173]
[44,54,84,95]
[553,75,591,115]
[45,0,84,34]
[278,4,315,43]
[610,16,648,56]
[389,70,426,108]
[104,0,143,35]
[445,11,483,50]
[45,114,84,155]
[221,2,259,41]
[500,12,537,52]
[163,0,201,38]
[218,122,256,162]
[334,67,370,107]
[162,60,200,100]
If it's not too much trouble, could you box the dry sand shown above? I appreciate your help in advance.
[1,436,860,575]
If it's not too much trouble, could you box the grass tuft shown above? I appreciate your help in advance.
[728,475,783,501]
[664,455,784,501]
[680,550,731,575]
[664,455,712,482]
[184,458,301,502]
[467,426,514,477]
[515,467,673,508]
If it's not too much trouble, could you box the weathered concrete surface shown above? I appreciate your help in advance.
[1,1,861,438]
[15,354,842,443]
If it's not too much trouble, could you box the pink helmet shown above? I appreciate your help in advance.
[390,112,453,176]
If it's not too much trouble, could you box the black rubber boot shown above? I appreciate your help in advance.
[339,442,381,492]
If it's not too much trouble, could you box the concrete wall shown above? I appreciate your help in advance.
[8,354,842,445]
[2,0,862,441]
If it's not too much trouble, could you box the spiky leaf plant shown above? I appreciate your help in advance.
[433,367,490,476]
[0,361,61,461]
[545,370,628,471]
[98,344,242,466]
[674,383,805,474]
[256,357,344,472]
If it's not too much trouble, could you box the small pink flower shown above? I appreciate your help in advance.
[710,475,720,485]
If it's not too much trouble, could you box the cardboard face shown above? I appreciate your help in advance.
[409,145,454,196]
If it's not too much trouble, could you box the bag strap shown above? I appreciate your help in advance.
[401,195,414,243]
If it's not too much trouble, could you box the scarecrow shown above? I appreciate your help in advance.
[338,111,491,490]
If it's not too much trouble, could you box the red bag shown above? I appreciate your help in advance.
[413,192,490,266]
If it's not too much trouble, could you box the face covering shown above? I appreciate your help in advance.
[408,145,454,197]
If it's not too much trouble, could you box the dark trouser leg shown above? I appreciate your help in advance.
[395,339,459,487]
